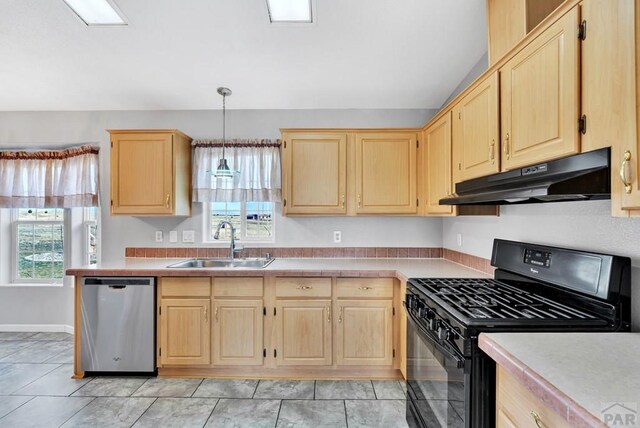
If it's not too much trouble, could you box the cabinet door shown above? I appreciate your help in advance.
[424,112,455,215]
[355,132,418,214]
[487,0,526,65]
[275,300,332,366]
[213,300,263,366]
[160,299,210,366]
[500,6,580,171]
[282,133,347,215]
[583,0,640,213]
[111,133,174,215]
[336,300,393,366]
[452,71,500,182]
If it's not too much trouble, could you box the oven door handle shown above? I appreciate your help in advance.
[406,306,466,369]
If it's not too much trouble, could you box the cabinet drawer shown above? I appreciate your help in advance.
[496,366,571,428]
[336,278,393,298]
[275,278,332,298]
[213,277,264,297]
[161,277,211,297]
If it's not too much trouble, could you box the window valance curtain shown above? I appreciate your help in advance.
[192,139,282,202]
[0,145,100,208]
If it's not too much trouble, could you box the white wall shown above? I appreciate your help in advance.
[0,108,442,327]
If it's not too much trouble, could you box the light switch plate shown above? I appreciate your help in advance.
[169,230,178,243]
[182,230,195,243]
[155,231,163,242]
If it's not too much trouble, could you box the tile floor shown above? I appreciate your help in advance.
[0,333,410,428]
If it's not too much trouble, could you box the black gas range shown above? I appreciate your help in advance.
[404,239,631,428]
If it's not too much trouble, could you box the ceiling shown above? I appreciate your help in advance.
[0,0,487,111]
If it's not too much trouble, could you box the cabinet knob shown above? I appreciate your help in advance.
[620,150,633,194]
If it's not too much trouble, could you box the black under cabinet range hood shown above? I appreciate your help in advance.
[440,148,611,205]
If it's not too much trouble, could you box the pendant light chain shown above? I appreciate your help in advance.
[221,91,226,160]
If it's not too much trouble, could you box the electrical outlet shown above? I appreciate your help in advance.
[182,230,195,243]
[155,231,163,243]
[333,231,342,243]
[169,230,178,243]
[457,233,463,247]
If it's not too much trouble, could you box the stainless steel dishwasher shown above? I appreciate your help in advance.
[81,277,155,374]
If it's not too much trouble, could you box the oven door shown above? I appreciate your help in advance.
[406,308,468,428]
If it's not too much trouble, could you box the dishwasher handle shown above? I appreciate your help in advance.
[82,277,155,287]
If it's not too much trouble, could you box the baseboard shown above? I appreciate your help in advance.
[0,324,74,334]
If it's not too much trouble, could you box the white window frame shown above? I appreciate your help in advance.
[83,207,99,265]
[11,208,69,285]
[203,201,275,244]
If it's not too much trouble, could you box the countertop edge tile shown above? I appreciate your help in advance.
[66,258,490,281]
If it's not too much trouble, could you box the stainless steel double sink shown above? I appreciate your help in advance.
[166,258,274,269]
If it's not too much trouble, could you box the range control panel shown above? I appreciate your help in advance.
[524,248,551,268]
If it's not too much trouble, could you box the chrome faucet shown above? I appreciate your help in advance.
[214,220,243,259]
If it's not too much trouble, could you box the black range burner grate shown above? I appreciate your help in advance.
[411,278,599,321]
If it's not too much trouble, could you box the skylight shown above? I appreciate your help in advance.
[62,0,127,26]
[266,0,313,23]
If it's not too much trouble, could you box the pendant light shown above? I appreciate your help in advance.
[214,87,234,179]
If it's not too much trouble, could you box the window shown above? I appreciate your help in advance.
[84,207,98,265]
[13,208,65,282]
[205,202,274,242]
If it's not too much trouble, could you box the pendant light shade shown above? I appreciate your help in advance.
[214,86,235,180]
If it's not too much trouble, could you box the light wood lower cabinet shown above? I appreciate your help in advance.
[159,298,211,366]
[336,300,393,366]
[496,365,571,428]
[213,299,263,366]
[274,299,332,366]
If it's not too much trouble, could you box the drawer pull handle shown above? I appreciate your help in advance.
[326,305,331,323]
[296,285,313,290]
[165,194,170,208]
[358,286,373,291]
[214,306,218,322]
[204,306,208,322]
[341,194,345,209]
[620,150,633,194]
[357,194,362,208]
[338,306,343,323]
[530,411,543,428]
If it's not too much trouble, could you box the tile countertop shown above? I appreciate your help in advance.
[66,257,490,280]
[480,332,640,428]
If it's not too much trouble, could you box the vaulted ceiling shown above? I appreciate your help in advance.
[0,0,487,110]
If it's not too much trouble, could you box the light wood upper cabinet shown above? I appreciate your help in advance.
[355,132,418,214]
[487,0,564,65]
[213,299,263,366]
[275,299,332,366]
[452,71,500,183]
[499,6,580,171]
[282,132,347,215]
[159,298,211,366]
[110,130,192,216]
[423,111,455,215]
[582,0,640,214]
[336,299,393,366]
